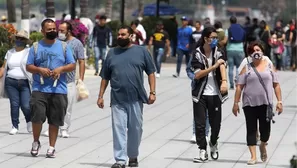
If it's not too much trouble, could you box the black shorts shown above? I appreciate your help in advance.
[30,91,68,126]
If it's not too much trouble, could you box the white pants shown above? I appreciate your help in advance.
[61,82,76,131]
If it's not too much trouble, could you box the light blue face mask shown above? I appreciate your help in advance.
[210,39,218,49]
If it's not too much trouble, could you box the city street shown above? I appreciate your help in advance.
[0,64,296,168]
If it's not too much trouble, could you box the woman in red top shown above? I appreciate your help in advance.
[130,21,144,45]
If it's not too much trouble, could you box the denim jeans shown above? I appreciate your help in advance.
[5,77,31,129]
[94,46,107,73]
[227,50,244,88]
[283,45,291,69]
[176,48,190,75]
[153,48,164,74]
[193,113,210,136]
[111,101,143,164]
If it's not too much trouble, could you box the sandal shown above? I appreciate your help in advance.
[247,159,257,165]
[259,144,268,162]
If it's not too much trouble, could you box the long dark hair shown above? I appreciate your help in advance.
[196,26,217,48]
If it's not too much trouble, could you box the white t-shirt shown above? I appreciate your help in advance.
[136,24,146,45]
[203,56,218,96]
[238,56,273,73]
[5,49,27,79]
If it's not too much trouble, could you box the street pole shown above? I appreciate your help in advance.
[120,0,125,25]
[21,0,30,33]
[71,0,76,20]
[156,0,160,18]
[6,0,16,23]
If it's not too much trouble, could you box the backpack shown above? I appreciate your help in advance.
[228,24,245,43]
[33,41,67,59]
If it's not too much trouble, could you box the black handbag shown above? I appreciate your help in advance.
[250,62,275,123]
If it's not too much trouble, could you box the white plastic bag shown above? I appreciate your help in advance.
[76,79,89,102]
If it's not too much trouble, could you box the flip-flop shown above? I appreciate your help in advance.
[259,144,268,162]
[247,159,257,165]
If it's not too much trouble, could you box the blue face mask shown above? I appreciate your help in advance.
[210,39,218,49]
[15,40,26,47]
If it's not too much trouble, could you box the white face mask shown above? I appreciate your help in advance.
[58,32,67,41]
[251,51,263,60]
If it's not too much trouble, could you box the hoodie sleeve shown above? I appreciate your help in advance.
[191,50,204,74]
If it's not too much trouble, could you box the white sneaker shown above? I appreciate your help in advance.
[156,73,160,78]
[43,130,49,137]
[190,134,196,143]
[27,122,32,133]
[61,130,70,138]
[9,127,18,135]
[193,149,208,163]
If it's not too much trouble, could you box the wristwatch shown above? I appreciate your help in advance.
[150,91,156,95]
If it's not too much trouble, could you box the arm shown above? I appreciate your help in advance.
[148,73,156,93]
[289,31,293,44]
[186,56,195,80]
[148,36,153,50]
[108,29,113,47]
[0,60,6,78]
[234,68,246,103]
[194,63,221,80]
[273,83,282,102]
[165,39,170,56]
[135,30,144,41]
[98,79,109,98]
[78,59,85,81]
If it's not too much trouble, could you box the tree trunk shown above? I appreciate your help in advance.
[21,0,30,33]
[6,0,16,23]
[105,0,112,20]
[45,0,55,19]
[80,0,88,18]
[138,0,144,17]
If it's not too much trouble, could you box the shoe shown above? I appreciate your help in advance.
[156,73,160,78]
[43,130,49,137]
[111,163,125,168]
[94,72,98,76]
[190,134,196,143]
[172,73,179,78]
[30,141,41,157]
[61,130,70,138]
[9,127,18,135]
[46,147,56,158]
[128,158,138,167]
[259,144,268,162]
[247,159,257,165]
[193,149,208,163]
[27,122,32,133]
[209,141,219,160]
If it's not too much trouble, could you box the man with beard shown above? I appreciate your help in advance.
[97,25,156,168]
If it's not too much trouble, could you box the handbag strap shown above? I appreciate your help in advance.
[247,59,270,104]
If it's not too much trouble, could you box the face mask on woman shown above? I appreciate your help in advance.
[15,40,26,48]
[251,51,263,60]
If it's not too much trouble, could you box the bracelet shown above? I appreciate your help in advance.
[221,79,227,82]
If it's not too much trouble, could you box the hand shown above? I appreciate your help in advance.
[186,44,189,49]
[97,97,104,109]
[38,67,52,77]
[232,103,240,116]
[276,102,283,115]
[51,67,64,80]
[220,81,228,94]
[214,59,225,68]
[148,94,156,105]
[166,52,170,57]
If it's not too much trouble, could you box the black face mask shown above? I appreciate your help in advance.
[117,38,130,48]
[46,31,57,40]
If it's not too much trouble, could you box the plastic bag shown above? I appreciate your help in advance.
[76,79,89,102]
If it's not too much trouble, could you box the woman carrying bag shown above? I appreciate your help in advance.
[233,41,283,165]
[0,30,32,135]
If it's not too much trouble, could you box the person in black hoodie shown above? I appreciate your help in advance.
[191,26,228,163]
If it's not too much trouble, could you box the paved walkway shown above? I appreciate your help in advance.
[0,65,296,168]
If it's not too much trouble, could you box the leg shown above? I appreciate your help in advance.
[5,78,20,129]
[127,102,143,159]
[234,51,245,76]
[153,49,159,73]
[20,80,31,123]
[227,51,235,88]
[258,105,271,162]
[243,106,258,161]
[156,48,164,74]
[47,94,68,148]
[30,92,47,142]
[184,51,191,66]
[207,96,222,146]
[193,96,207,150]
[100,47,107,67]
[94,46,100,74]
[111,104,128,164]
[205,111,210,137]
[175,49,184,75]
[60,82,76,133]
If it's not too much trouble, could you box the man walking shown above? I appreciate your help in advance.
[97,25,156,168]
[26,19,75,158]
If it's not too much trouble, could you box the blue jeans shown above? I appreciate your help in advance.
[5,77,31,129]
[193,114,210,136]
[283,45,292,69]
[227,50,244,88]
[111,101,143,164]
[176,48,190,75]
[94,46,107,73]
[153,48,164,74]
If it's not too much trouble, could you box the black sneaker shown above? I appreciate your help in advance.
[30,141,41,157]
[128,158,138,167]
[172,73,179,78]
[111,163,125,168]
[46,149,56,158]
